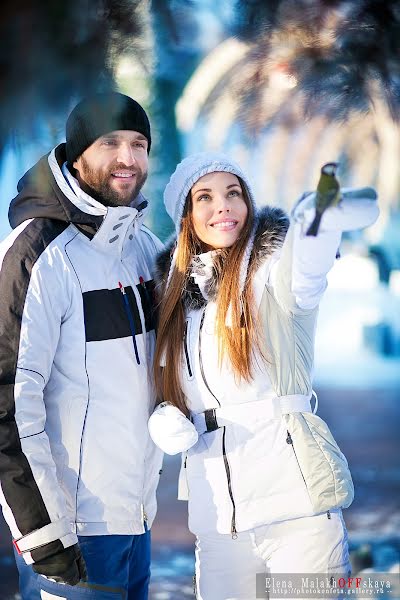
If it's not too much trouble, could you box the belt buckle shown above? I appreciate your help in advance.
[204,408,219,432]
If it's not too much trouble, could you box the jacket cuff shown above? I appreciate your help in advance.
[13,518,77,558]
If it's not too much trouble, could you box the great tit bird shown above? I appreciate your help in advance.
[306,162,341,237]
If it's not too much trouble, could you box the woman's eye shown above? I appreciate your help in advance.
[198,194,211,201]
[228,190,240,197]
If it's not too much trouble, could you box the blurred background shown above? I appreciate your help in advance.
[0,1,399,598]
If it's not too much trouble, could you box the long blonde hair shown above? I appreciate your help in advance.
[154,178,260,415]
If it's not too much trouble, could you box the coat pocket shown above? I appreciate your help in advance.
[283,412,354,513]
[38,575,123,598]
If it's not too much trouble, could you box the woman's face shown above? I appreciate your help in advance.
[190,171,248,249]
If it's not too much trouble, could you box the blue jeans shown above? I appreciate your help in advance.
[14,530,151,600]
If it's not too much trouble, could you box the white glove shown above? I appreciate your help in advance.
[292,187,379,232]
[148,403,198,455]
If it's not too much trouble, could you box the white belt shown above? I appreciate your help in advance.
[192,392,318,435]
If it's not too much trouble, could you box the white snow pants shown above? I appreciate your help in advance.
[194,510,351,600]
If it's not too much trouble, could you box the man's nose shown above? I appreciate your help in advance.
[117,144,136,166]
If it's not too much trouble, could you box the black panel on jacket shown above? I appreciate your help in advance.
[0,218,69,540]
[83,280,156,342]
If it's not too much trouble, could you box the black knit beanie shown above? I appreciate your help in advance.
[65,92,151,167]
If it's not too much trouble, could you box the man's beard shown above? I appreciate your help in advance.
[77,157,147,207]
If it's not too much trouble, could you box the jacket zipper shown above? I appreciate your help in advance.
[222,427,238,539]
[198,311,220,406]
[141,503,148,528]
[119,281,140,364]
[286,430,308,489]
[183,320,193,378]
[198,309,238,539]
[183,453,189,490]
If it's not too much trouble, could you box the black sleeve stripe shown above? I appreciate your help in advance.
[0,218,69,537]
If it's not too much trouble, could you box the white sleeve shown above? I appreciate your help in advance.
[0,237,77,564]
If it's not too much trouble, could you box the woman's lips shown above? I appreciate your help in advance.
[210,220,238,231]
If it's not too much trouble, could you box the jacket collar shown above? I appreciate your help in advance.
[87,204,147,255]
[48,146,149,253]
[9,144,104,232]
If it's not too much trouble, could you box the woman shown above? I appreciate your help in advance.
[149,153,379,599]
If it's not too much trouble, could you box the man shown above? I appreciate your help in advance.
[0,92,164,599]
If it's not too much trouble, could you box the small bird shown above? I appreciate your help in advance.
[306,162,341,236]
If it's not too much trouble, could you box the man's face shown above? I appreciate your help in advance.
[73,130,149,207]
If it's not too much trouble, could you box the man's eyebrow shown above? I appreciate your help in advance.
[99,133,148,142]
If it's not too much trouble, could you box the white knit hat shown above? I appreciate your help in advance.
[163,152,257,235]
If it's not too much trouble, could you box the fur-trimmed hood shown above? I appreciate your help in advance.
[155,205,289,309]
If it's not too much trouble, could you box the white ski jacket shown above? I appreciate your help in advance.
[0,144,163,565]
[149,187,379,537]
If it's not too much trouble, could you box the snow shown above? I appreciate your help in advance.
[315,252,400,389]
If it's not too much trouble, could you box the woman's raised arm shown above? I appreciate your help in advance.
[267,187,379,313]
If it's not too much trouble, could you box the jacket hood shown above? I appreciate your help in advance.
[155,205,289,310]
[163,152,258,235]
[9,143,104,231]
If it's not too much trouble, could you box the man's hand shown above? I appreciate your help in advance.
[33,543,87,586]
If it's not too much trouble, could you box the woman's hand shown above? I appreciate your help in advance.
[148,402,198,455]
[292,187,379,233]
[268,186,380,312]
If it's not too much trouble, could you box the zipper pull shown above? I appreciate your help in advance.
[286,431,293,444]
[137,199,148,213]
[327,510,331,519]
[231,523,238,540]
[141,503,148,524]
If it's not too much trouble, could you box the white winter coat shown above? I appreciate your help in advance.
[149,187,379,536]
[0,144,163,564]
